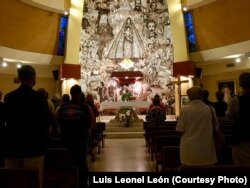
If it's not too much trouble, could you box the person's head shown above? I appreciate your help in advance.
[134,0,141,11]
[239,72,250,90]
[216,91,224,102]
[152,94,161,106]
[150,2,157,11]
[147,20,156,32]
[96,2,101,10]
[166,38,171,46]
[202,89,209,99]
[126,18,132,25]
[86,93,94,105]
[18,65,36,87]
[187,86,203,101]
[70,84,82,101]
[149,31,157,39]
[62,94,70,103]
[37,88,48,99]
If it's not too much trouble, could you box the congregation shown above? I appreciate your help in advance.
[1,65,250,188]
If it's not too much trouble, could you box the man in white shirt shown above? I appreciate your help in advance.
[176,86,218,165]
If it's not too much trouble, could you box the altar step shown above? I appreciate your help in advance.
[104,124,144,139]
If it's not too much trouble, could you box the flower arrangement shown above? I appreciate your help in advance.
[118,108,133,127]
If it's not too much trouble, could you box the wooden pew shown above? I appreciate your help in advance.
[0,168,39,188]
[149,130,178,159]
[153,135,180,171]
[43,148,76,188]
[179,164,250,172]
[144,121,177,147]
[161,146,180,172]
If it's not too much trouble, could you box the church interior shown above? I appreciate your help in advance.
[1,0,250,186]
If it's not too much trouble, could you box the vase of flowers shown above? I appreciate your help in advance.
[118,107,133,127]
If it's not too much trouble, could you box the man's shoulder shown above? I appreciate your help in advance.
[4,88,19,102]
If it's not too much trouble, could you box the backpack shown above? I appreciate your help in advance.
[58,103,90,144]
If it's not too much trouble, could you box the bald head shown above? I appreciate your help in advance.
[187,86,203,101]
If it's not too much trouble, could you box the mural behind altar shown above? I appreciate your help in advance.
[79,0,174,108]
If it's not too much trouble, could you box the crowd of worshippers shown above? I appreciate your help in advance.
[0,65,99,188]
[146,72,250,167]
[146,85,233,127]
[1,64,250,185]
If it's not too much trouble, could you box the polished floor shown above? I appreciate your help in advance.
[88,138,155,172]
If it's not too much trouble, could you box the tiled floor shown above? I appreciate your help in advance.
[88,138,155,172]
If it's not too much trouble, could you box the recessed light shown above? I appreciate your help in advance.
[64,10,69,15]
[2,62,7,67]
[235,58,241,63]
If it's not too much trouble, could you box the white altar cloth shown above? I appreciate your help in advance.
[100,101,151,111]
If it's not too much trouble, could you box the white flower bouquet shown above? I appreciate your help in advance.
[118,108,133,127]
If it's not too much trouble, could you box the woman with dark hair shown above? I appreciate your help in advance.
[146,94,166,126]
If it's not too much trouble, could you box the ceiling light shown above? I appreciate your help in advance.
[2,62,7,67]
[224,54,243,59]
[235,58,241,63]
[182,6,188,11]
[64,9,69,15]
[17,64,22,69]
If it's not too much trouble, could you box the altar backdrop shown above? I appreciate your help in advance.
[79,0,174,103]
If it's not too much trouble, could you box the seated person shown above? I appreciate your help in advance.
[146,95,166,126]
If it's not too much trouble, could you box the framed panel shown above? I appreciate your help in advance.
[181,95,190,108]
[217,80,236,96]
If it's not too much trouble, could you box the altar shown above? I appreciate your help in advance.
[100,101,151,127]
[100,101,151,111]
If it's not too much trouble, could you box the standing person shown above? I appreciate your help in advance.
[37,88,57,139]
[86,93,100,122]
[146,94,166,126]
[227,72,250,165]
[97,81,107,102]
[202,89,213,106]
[58,85,92,187]
[176,86,218,165]
[213,91,228,127]
[123,18,133,58]
[4,65,50,188]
